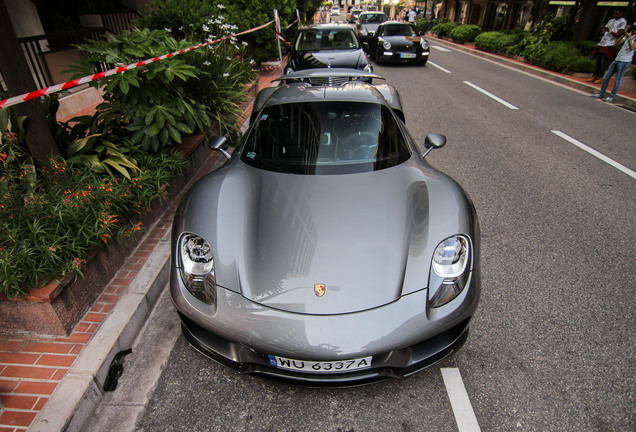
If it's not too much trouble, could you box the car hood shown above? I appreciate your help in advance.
[384,35,423,47]
[292,50,366,70]
[177,159,474,315]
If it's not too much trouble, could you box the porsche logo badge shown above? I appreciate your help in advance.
[314,283,326,297]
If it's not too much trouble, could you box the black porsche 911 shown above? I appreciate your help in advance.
[367,21,430,66]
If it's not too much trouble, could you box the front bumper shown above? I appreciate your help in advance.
[379,50,429,64]
[179,311,470,387]
[171,264,479,386]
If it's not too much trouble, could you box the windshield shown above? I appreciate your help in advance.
[360,13,387,24]
[241,102,411,175]
[295,29,360,51]
[382,24,417,37]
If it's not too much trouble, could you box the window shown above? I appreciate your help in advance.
[241,102,411,175]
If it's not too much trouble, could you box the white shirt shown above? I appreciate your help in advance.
[615,35,636,62]
[599,18,627,47]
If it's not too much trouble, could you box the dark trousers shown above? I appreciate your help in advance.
[591,46,614,77]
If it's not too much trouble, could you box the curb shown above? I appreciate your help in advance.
[28,229,171,432]
[430,37,636,111]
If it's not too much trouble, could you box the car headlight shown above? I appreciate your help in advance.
[428,236,470,308]
[179,233,216,305]
[420,39,429,50]
[382,39,391,50]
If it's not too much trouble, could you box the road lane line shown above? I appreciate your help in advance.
[463,81,519,110]
[432,45,452,52]
[441,368,482,432]
[429,61,452,73]
[551,130,636,180]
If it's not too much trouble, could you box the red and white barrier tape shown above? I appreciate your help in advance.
[0,20,274,110]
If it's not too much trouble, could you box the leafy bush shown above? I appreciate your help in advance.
[68,29,211,153]
[182,40,257,142]
[135,0,230,42]
[432,21,460,38]
[503,31,531,56]
[524,41,593,73]
[524,13,572,46]
[415,18,430,33]
[575,40,598,57]
[475,31,516,53]
[449,24,482,43]
[0,123,185,298]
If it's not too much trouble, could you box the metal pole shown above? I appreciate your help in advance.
[274,9,284,73]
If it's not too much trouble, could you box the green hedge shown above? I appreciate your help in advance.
[449,24,482,43]
[523,41,594,73]
[474,31,594,73]
[474,31,517,53]
[432,21,459,38]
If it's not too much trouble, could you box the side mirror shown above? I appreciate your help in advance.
[208,135,231,159]
[422,133,446,158]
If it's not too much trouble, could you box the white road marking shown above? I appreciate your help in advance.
[429,61,452,74]
[463,81,519,110]
[551,130,636,180]
[441,368,482,432]
[432,45,452,52]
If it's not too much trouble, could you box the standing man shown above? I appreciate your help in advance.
[588,9,627,84]
[408,8,417,24]
[590,23,636,103]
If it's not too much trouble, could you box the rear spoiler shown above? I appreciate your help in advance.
[274,68,385,82]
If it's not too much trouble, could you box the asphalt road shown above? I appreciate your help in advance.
[90,39,635,432]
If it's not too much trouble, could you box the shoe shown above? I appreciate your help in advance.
[603,96,614,103]
[593,78,603,84]
[586,76,597,82]
[590,93,603,99]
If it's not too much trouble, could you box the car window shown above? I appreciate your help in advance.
[295,30,360,51]
[241,102,411,175]
[361,13,386,24]
[382,24,417,37]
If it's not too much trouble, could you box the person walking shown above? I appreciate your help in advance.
[588,9,626,84]
[591,24,636,103]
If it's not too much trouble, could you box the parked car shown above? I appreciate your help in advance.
[356,11,388,44]
[170,68,481,386]
[330,6,340,16]
[348,8,362,23]
[285,24,373,81]
[367,21,430,65]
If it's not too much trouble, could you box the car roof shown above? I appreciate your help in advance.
[359,11,386,16]
[381,21,414,25]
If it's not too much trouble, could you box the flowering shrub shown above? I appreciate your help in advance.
[0,129,185,298]
[137,1,257,141]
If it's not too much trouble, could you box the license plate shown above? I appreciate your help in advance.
[268,354,372,373]
[400,53,417,59]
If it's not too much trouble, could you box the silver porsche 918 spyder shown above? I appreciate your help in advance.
[170,69,480,386]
